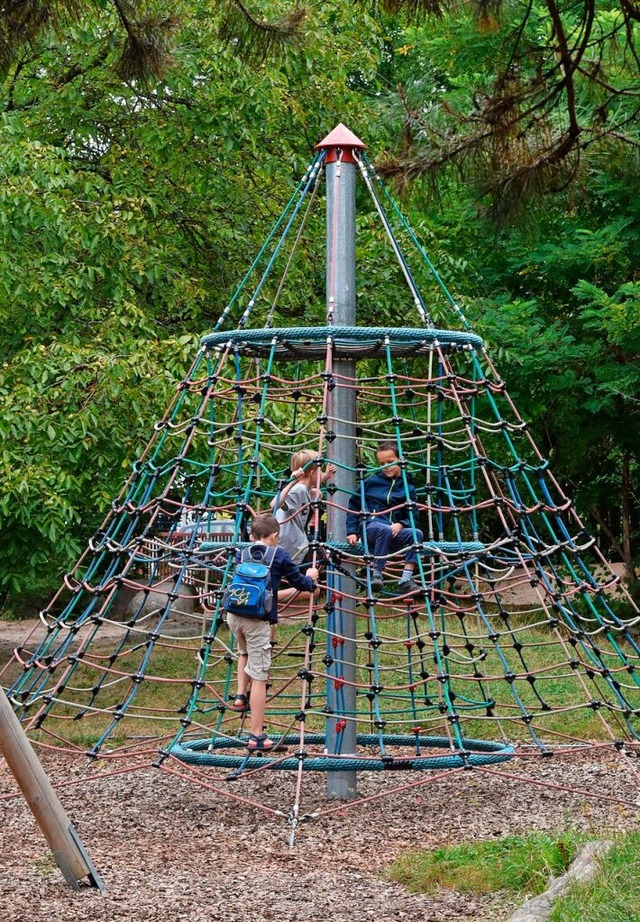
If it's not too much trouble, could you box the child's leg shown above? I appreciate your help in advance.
[249,678,267,738]
[365,521,392,575]
[228,614,278,745]
[236,652,250,696]
[278,585,301,605]
[277,585,320,620]
[392,526,424,584]
[226,615,251,708]
[246,679,283,751]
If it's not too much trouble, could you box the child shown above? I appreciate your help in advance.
[226,513,318,753]
[345,440,424,594]
[271,449,336,565]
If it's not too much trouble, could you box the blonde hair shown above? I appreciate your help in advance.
[291,449,320,472]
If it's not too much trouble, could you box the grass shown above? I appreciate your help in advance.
[386,830,580,897]
[387,831,640,922]
[6,604,640,749]
[549,833,640,922]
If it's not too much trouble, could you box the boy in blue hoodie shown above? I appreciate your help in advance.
[346,440,423,594]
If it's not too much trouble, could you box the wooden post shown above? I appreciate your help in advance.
[0,687,106,891]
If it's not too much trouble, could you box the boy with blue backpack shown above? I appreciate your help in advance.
[225,513,318,753]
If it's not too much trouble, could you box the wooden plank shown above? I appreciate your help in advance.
[0,687,105,891]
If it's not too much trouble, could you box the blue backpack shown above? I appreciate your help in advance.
[224,546,276,619]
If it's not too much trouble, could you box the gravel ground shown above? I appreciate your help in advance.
[2,589,639,922]
[2,745,638,922]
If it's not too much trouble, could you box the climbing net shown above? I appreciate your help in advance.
[3,147,640,827]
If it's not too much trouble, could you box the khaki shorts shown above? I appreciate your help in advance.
[226,613,272,682]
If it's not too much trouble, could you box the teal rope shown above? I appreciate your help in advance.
[169,733,515,771]
[211,152,326,333]
[360,152,471,331]
[202,326,483,350]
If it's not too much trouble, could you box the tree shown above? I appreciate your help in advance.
[0,1,385,606]
[0,0,180,82]
[0,0,312,83]
[375,0,640,217]
[415,151,640,595]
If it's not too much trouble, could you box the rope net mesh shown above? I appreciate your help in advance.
[3,147,640,820]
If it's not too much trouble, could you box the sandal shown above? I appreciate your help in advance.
[246,733,287,754]
[228,693,250,712]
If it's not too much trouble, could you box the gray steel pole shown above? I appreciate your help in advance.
[0,688,105,891]
[320,127,363,800]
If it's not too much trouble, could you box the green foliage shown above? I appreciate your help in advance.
[1,1,181,84]
[1,0,640,610]
[574,281,640,432]
[389,831,640,922]
[392,135,640,571]
[0,1,387,601]
[387,831,579,896]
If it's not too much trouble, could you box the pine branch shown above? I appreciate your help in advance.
[368,0,444,17]
[0,1,82,76]
[0,0,180,83]
[377,0,640,218]
[113,0,179,83]
[217,0,306,62]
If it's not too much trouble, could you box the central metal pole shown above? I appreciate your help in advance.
[318,126,365,800]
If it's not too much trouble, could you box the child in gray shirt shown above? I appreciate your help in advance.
[271,449,335,564]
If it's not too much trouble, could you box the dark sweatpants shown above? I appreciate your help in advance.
[364,521,423,574]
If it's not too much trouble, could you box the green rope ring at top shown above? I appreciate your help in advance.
[200,326,483,359]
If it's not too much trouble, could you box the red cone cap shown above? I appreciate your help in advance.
[315,124,366,151]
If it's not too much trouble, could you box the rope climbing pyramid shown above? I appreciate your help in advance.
[3,125,640,830]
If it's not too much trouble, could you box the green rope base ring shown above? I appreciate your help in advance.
[200,326,483,359]
[168,734,515,771]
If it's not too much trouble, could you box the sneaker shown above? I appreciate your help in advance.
[370,573,384,592]
[397,578,419,594]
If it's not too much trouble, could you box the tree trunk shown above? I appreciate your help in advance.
[621,449,638,599]
[589,450,638,603]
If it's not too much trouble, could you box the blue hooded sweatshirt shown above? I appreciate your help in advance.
[346,471,418,537]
